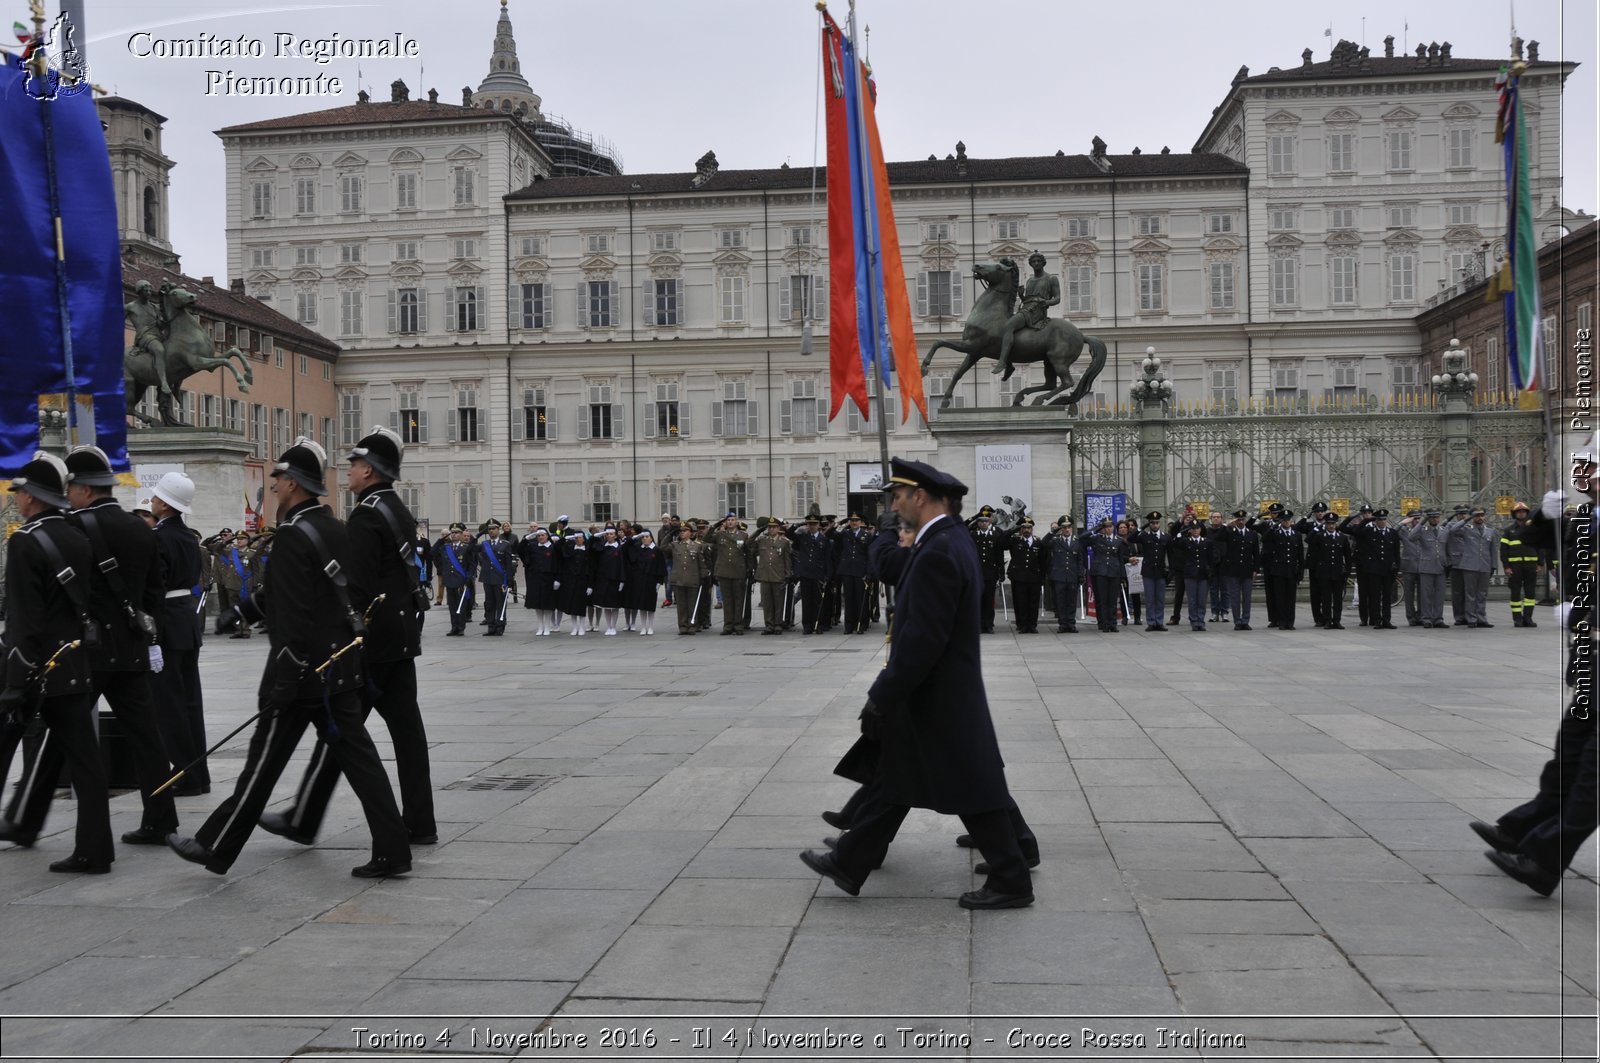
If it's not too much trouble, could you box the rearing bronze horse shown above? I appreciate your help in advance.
[920,260,1107,408]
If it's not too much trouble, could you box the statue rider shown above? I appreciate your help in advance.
[125,279,173,399]
[992,252,1060,379]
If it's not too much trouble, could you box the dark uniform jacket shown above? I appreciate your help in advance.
[1003,531,1044,582]
[476,536,517,587]
[789,527,832,580]
[437,540,475,589]
[153,514,204,652]
[69,498,162,673]
[864,517,1012,815]
[833,527,873,579]
[970,526,1005,582]
[1085,532,1130,577]
[1350,520,1402,575]
[349,485,422,663]
[1305,526,1356,580]
[1259,522,1305,577]
[1133,527,1173,579]
[1,511,94,697]
[1216,524,1260,577]
[1043,532,1085,581]
[1171,532,1219,579]
[239,499,364,702]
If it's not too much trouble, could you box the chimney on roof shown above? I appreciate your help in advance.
[691,150,718,188]
[1359,45,1370,67]
[1439,42,1452,64]
[391,79,409,102]
[1301,48,1313,68]
[230,278,245,294]
[201,276,214,287]
[955,140,967,176]
[1415,43,1427,62]
[1090,135,1106,159]
[1428,42,1439,64]
[462,86,473,106]
[1160,146,1171,154]
[1232,64,1249,84]
[1526,40,1538,61]
[357,88,369,104]
[1384,35,1394,58]
[1131,147,1141,155]
[1512,36,1523,60]
[427,88,438,104]
[1055,149,1065,157]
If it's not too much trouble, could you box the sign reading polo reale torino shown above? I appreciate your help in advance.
[975,445,1032,528]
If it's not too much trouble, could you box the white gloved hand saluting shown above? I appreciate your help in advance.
[148,645,165,673]
[1542,490,1565,519]
[553,580,561,589]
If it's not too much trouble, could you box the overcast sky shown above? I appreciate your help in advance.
[61,0,1599,282]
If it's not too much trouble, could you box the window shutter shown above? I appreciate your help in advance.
[608,280,619,325]
[678,401,691,438]
[950,271,964,316]
[478,404,489,443]
[779,279,792,322]
[611,403,625,440]
[811,274,827,321]
[417,410,429,444]
[816,400,829,435]
[576,283,586,328]
[577,403,590,440]
[884,395,897,432]
[583,502,593,523]
[447,407,458,442]
[717,483,727,515]
[780,398,792,434]
[748,400,758,436]
[915,272,928,316]
[512,401,525,441]
[386,290,397,333]
[416,290,429,332]
[475,285,487,330]
[711,400,723,437]
[444,289,456,332]
[641,401,655,438]
[388,409,398,432]
[847,403,862,433]
[545,408,557,440]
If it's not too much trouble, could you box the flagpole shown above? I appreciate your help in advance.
[846,0,892,483]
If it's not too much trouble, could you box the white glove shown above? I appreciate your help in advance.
[618,582,625,592]
[586,587,593,596]
[148,645,165,673]
[553,580,561,589]
[1542,489,1565,519]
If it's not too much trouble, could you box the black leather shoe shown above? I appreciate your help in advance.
[1524,620,1537,628]
[351,856,411,878]
[1477,621,1494,628]
[167,834,221,872]
[1470,820,1518,853]
[409,832,439,845]
[975,856,1042,873]
[121,826,169,846]
[799,849,861,896]
[958,886,1033,910]
[169,783,209,797]
[820,809,850,830]
[258,811,315,845]
[955,833,976,849]
[1328,623,1345,629]
[0,818,37,848]
[49,854,111,874]
[1484,849,1558,897]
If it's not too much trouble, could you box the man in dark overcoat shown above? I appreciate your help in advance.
[799,458,1033,910]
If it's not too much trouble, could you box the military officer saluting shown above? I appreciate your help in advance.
[788,515,833,634]
[969,506,1005,633]
[1350,508,1402,629]
[438,523,476,635]
[834,514,874,634]
[1259,506,1304,630]
[1086,518,1130,632]
[1306,512,1355,628]
[1004,517,1045,634]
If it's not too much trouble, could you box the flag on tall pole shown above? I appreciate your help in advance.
[1487,60,1542,392]
[819,4,925,424]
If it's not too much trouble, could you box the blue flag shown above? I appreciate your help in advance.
[0,51,126,473]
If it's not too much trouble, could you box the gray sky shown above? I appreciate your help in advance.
[66,0,1599,282]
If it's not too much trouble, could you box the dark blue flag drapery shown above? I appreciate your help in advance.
[0,50,126,475]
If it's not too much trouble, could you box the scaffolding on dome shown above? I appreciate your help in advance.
[529,111,622,178]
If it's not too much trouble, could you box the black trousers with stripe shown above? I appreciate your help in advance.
[2,693,111,864]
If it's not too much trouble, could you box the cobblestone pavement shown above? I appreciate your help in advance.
[0,604,1595,1061]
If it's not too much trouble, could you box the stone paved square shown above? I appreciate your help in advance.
[1,615,1595,1059]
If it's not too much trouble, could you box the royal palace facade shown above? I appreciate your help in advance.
[213,6,1581,528]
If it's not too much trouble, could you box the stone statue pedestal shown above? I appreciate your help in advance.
[118,428,256,535]
[928,406,1076,519]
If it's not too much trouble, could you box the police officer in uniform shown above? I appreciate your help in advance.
[260,427,437,849]
[1350,508,1401,629]
[1004,518,1044,633]
[0,453,110,872]
[1306,512,1355,628]
[969,506,1005,633]
[477,522,517,636]
[1134,511,1171,632]
[1043,517,1084,633]
[62,446,180,847]
[148,472,209,794]
[438,523,475,635]
[1294,503,1332,626]
[1217,510,1260,630]
[168,439,410,878]
[1171,520,1218,630]
[1086,518,1130,632]
[789,515,832,634]
[1260,507,1304,629]
[834,514,874,634]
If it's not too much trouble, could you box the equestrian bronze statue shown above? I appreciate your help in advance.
[920,257,1107,409]
[124,281,253,427]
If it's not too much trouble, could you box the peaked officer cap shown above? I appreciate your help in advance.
[271,436,329,496]
[349,424,403,481]
[9,450,70,508]
[64,444,119,488]
[1311,501,1330,513]
[882,456,968,498]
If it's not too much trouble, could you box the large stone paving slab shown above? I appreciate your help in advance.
[0,619,1592,1058]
